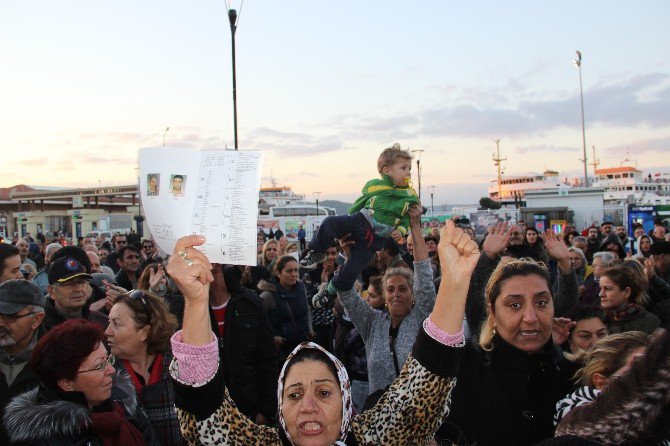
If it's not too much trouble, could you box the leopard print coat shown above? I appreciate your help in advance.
[175,353,457,446]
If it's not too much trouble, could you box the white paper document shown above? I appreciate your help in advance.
[139,147,264,265]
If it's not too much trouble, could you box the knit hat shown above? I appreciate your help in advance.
[0,279,45,313]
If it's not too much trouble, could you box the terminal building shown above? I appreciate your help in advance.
[0,184,141,240]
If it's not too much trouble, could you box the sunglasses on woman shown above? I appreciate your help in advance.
[126,289,151,319]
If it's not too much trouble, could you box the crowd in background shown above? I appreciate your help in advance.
[0,214,668,445]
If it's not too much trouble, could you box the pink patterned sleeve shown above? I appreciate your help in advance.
[170,330,219,385]
[423,315,465,347]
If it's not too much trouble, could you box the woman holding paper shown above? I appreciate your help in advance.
[165,221,478,445]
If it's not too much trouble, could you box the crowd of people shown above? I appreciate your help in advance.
[0,146,669,444]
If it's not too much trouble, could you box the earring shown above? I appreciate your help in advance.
[492,327,498,336]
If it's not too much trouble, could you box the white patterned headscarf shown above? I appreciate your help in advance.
[277,342,352,446]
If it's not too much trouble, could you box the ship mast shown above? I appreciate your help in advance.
[620,149,637,168]
[589,145,600,176]
[492,139,506,201]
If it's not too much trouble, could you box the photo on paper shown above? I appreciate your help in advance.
[147,173,160,196]
[170,174,187,197]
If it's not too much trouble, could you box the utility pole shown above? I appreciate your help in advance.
[228,9,239,149]
[492,139,506,202]
[574,50,588,186]
[411,149,424,200]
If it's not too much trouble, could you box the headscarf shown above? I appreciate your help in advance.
[277,342,352,446]
[599,234,626,260]
[635,235,653,257]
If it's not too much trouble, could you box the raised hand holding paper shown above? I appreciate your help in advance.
[139,147,264,265]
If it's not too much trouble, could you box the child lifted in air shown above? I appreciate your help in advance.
[301,143,422,308]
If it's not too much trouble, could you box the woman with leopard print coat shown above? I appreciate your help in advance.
[165,222,478,446]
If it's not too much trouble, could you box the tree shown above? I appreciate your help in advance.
[479,197,502,210]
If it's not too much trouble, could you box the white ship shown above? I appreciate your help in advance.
[488,170,571,205]
[591,166,670,205]
[258,184,336,219]
[259,185,305,213]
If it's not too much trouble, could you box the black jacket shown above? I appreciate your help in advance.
[211,287,279,422]
[0,326,47,444]
[42,298,108,332]
[258,278,311,356]
[436,336,576,446]
[4,372,158,446]
[114,269,138,292]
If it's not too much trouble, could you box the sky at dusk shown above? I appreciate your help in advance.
[1,1,669,205]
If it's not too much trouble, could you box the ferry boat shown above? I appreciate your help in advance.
[488,170,570,206]
[591,166,670,205]
[259,185,305,214]
[258,183,336,219]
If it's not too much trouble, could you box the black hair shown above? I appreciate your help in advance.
[0,244,20,275]
[222,265,243,294]
[117,244,141,261]
[424,235,439,245]
[566,304,604,323]
[384,238,400,257]
[127,233,142,248]
[274,255,299,275]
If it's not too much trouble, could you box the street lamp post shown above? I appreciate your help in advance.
[573,50,588,186]
[228,9,239,149]
[411,149,424,200]
[430,185,435,213]
[313,192,321,233]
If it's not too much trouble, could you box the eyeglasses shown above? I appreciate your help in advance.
[127,289,151,320]
[78,353,115,373]
[0,312,36,323]
[58,278,90,289]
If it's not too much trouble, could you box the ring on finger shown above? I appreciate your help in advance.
[178,249,188,260]
[184,258,194,268]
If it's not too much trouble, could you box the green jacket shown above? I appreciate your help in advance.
[349,174,419,235]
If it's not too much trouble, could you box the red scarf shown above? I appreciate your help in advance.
[123,353,164,394]
[88,401,145,446]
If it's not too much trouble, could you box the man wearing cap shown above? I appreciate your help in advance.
[0,280,46,442]
[0,244,23,285]
[600,221,613,237]
[43,257,108,331]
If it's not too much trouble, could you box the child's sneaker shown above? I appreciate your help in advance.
[312,283,334,309]
[300,250,326,269]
